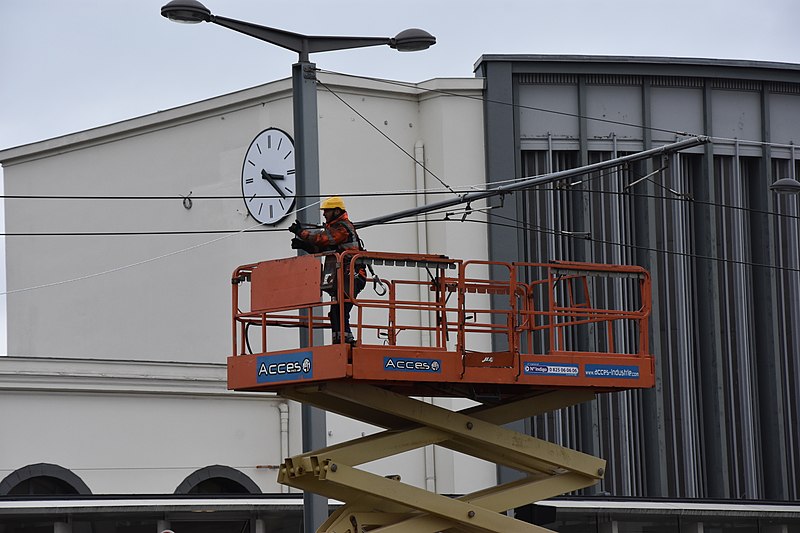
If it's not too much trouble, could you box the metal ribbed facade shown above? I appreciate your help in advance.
[478,56,800,500]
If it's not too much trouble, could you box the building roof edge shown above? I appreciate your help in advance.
[474,54,800,72]
[0,75,479,165]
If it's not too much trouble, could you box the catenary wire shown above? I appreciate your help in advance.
[2,172,799,236]
[0,81,795,219]
[318,69,800,151]
[0,190,471,200]
[3,205,797,297]
[0,225,261,295]
[302,209,800,275]
[539,166,800,221]
[316,77,460,197]
[318,68,683,136]
[364,215,800,274]
[2,71,793,205]
[455,215,800,275]
[3,70,798,289]
[1,80,794,227]
[1,160,798,222]
[0,202,320,296]
[297,199,800,275]
[0,465,273,472]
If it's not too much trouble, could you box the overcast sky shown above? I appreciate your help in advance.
[0,0,799,354]
[2,0,800,151]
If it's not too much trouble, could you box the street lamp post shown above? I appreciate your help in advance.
[160,0,435,224]
[160,2,435,531]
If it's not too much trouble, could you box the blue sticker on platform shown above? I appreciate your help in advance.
[384,357,442,373]
[523,362,579,377]
[585,364,640,379]
[257,352,313,383]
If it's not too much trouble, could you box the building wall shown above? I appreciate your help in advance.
[0,73,491,495]
[0,357,297,494]
[477,55,800,501]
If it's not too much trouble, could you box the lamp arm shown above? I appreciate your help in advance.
[211,15,392,58]
[211,15,307,54]
[306,36,393,53]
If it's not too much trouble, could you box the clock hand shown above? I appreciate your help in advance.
[261,169,287,199]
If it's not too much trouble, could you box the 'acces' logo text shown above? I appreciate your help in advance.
[256,352,313,383]
[384,357,442,373]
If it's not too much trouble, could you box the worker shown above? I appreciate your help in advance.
[288,196,366,345]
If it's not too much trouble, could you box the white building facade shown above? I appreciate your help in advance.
[0,73,489,531]
[3,55,800,533]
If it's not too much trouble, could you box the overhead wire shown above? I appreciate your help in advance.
[3,68,792,222]
[3,70,799,292]
[386,212,800,275]
[316,77,461,198]
[2,180,798,226]
[407,170,800,270]
[0,227,257,295]
[324,214,800,275]
[0,189,470,201]
[238,169,797,274]
[0,201,320,296]
[0,229,280,237]
[3,178,798,294]
[317,68,800,151]
[2,170,799,236]
[1,65,796,221]
[475,214,800,274]
[318,68,686,136]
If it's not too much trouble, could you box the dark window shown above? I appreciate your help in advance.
[6,476,80,496]
[174,465,261,495]
[0,464,90,496]
[187,477,251,495]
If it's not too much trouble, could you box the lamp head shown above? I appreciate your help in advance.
[161,0,212,23]
[390,28,436,52]
[770,177,800,195]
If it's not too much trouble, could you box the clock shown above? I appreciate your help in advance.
[241,127,297,225]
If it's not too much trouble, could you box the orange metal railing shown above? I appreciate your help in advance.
[231,251,652,360]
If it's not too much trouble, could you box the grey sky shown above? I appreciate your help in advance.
[2,0,799,151]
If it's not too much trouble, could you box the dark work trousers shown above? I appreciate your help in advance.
[329,274,367,341]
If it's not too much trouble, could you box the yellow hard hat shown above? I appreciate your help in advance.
[320,196,346,210]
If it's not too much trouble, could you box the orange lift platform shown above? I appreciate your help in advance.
[228,250,655,533]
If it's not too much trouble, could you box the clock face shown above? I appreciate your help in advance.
[241,128,296,225]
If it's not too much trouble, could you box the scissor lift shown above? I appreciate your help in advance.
[228,250,654,532]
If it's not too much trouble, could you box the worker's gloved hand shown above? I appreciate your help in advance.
[288,221,302,235]
[291,237,314,253]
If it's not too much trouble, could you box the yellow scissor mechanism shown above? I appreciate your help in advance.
[278,383,604,533]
